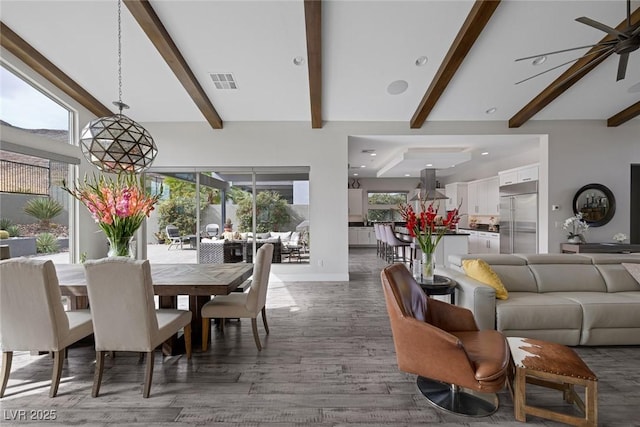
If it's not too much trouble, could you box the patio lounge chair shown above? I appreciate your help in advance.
[166,225,187,250]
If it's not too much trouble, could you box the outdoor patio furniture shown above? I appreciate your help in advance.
[166,225,188,250]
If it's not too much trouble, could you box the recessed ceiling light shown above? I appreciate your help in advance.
[485,107,497,114]
[370,153,377,156]
[451,165,456,168]
[426,163,433,167]
[404,174,411,177]
[532,56,547,66]
[360,165,366,168]
[353,173,359,176]
[415,56,428,66]
[387,80,408,95]
[293,56,305,66]
[481,151,489,156]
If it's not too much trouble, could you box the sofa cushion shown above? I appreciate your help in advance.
[553,292,640,345]
[490,265,538,293]
[622,263,640,286]
[516,254,594,264]
[449,253,527,268]
[462,259,509,300]
[596,264,640,292]
[270,231,292,242]
[496,293,583,345]
[528,264,607,293]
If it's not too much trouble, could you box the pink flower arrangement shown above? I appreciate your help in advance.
[63,173,161,256]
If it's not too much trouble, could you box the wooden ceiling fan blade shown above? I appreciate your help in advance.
[576,17,627,38]
[617,53,629,81]
[515,45,615,85]
[515,41,616,62]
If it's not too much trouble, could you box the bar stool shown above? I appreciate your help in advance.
[374,223,384,258]
[383,225,410,263]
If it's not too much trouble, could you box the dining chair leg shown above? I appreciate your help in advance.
[201,318,210,352]
[219,318,225,335]
[0,351,13,398]
[251,318,262,351]
[49,349,64,397]
[92,351,106,398]
[184,324,192,360]
[261,307,270,334]
[138,352,145,363]
[142,351,154,398]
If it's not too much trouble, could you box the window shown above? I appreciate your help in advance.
[367,192,407,222]
[145,167,310,265]
[0,64,75,263]
[0,65,70,140]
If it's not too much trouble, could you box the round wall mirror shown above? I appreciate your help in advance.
[572,183,616,227]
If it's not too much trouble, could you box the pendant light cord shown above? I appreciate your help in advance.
[117,0,123,113]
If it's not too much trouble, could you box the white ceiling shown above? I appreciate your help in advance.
[1,0,638,178]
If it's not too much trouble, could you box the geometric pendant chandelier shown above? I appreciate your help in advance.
[80,0,157,174]
[80,109,157,174]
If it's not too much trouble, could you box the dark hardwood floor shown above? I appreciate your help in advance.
[1,248,638,425]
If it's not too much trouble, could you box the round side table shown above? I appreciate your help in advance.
[416,274,457,305]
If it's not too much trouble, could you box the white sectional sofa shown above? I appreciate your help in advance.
[441,253,640,346]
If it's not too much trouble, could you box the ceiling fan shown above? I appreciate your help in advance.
[516,0,640,84]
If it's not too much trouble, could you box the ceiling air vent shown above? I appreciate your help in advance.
[209,73,238,90]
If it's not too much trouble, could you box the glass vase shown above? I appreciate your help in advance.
[107,235,135,258]
[413,251,436,283]
[422,251,435,283]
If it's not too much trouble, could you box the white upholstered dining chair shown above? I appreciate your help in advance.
[201,243,273,351]
[83,257,192,398]
[0,258,93,398]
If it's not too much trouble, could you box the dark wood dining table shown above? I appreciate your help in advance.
[55,263,254,354]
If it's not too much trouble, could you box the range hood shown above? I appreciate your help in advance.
[409,169,447,201]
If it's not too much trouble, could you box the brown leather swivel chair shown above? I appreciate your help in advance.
[381,263,509,416]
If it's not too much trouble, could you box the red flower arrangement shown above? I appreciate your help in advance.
[398,196,463,255]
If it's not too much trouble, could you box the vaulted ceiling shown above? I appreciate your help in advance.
[1,0,638,176]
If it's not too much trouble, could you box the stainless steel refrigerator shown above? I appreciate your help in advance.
[500,181,538,254]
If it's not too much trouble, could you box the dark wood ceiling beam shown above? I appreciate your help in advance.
[123,0,223,129]
[608,101,640,127]
[0,21,112,118]
[304,0,322,128]
[509,8,640,128]
[410,0,501,129]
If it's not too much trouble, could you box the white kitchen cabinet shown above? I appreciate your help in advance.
[478,232,500,254]
[467,230,480,253]
[467,182,479,214]
[499,164,539,186]
[348,227,376,246]
[517,165,538,183]
[348,189,363,218]
[467,177,499,215]
[445,182,468,212]
[465,230,499,254]
[485,177,500,216]
[499,171,518,186]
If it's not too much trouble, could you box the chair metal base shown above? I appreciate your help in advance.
[416,376,499,417]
